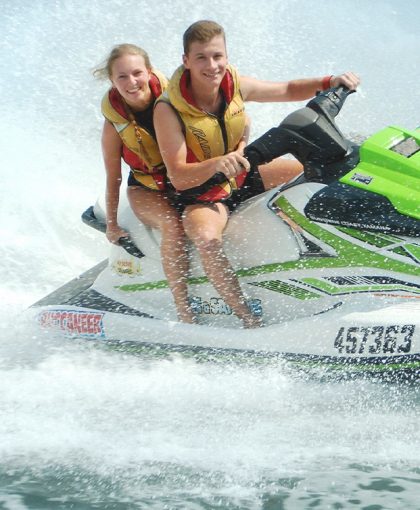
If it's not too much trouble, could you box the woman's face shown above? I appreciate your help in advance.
[183,35,227,90]
[111,54,151,107]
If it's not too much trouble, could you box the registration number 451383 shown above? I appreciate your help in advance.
[333,325,415,355]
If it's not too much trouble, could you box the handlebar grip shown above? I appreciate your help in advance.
[306,85,355,119]
[332,85,355,100]
[118,236,145,258]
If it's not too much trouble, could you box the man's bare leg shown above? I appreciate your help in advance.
[183,203,261,328]
[258,157,303,190]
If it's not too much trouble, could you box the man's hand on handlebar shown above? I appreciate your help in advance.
[331,72,360,91]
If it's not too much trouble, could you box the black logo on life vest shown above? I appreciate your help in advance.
[190,126,211,159]
[230,106,245,117]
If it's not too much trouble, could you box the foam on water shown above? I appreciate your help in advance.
[1,345,420,507]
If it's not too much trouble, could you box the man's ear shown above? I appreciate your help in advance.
[182,53,188,68]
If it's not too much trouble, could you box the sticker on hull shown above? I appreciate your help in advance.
[38,310,105,338]
[189,297,262,316]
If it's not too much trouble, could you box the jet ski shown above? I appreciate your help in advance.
[30,87,420,376]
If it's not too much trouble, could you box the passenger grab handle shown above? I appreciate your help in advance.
[81,206,145,259]
[118,237,145,259]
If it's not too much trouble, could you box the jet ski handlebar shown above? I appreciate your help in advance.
[306,85,355,120]
[244,86,355,175]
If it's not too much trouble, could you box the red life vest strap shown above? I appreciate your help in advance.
[179,69,235,108]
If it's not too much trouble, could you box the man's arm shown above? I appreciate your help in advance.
[240,72,360,102]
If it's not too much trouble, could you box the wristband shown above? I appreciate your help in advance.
[322,75,333,90]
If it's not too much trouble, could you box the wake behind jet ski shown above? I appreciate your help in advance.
[30,87,420,376]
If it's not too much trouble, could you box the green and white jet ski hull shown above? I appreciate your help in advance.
[29,87,420,375]
[30,183,420,375]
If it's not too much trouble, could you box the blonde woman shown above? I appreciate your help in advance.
[94,44,193,323]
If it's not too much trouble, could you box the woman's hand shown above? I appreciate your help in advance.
[106,225,130,244]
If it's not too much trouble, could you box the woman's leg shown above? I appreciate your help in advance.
[127,186,194,323]
[183,203,261,328]
[258,157,303,190]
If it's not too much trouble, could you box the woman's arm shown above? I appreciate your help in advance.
[240,71,360,103]
[101,119,129,243]
[154,102,250,191]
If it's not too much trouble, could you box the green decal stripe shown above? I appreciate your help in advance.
[118,280,169,291]
[337,228,416,258]
[404,244,420,262]
[271,197,420,277]
[250,280,321,300]
[117,275,208,292]
[393,246,412,257]
[116,198,420,293]
[301,277,420,296]
[336,227,400,248]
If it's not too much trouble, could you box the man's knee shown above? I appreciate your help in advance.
[192,235,223,254]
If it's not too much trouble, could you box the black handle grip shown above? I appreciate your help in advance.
[82,206,144,258]
[118,237,145,258]
[306,85,355,119]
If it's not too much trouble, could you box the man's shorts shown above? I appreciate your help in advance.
[169,166,266,213]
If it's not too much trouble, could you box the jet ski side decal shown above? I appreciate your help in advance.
[114,198,419,294]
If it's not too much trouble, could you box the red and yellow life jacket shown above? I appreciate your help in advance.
[162,65,247,202]
[101,69,168,191]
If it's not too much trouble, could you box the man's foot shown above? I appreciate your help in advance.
[177,306,197,324]
[242,314,264,329]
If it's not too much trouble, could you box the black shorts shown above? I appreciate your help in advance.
[127,171,171,189]
[127,172,184,213]
[127,172,141,187]
[168,166,266,213]
[223,167,265,212]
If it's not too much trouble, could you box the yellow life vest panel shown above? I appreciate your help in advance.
[101,70,168,191]
[161,65,248,202]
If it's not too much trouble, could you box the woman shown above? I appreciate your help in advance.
[154,20,360,328]
[93,44,194,323]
